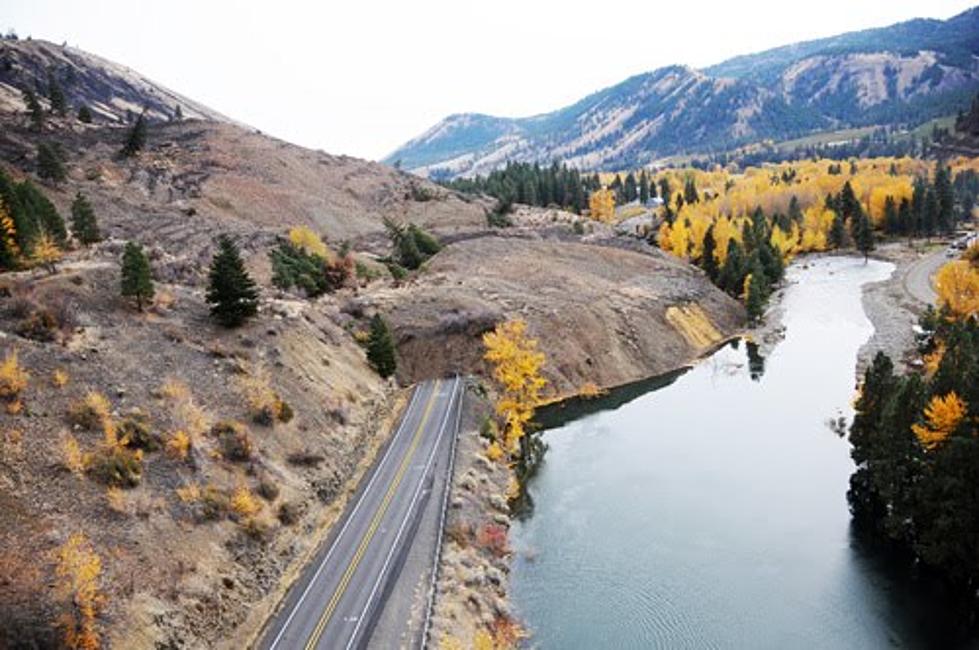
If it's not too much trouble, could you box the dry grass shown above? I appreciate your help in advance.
[665,303,723,349]
[51,368,69,388]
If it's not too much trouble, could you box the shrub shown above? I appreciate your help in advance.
[105,487,128,514]
[0,351,28,408]
[166,430,191,460]
[117,412,159,451]
[211,420,253,462]
[231,485,261,518]
[257,476,280,502]
[88,446,142,488]
[175,482,201,503]
[239,370,292,425]
[68,392,112,431]
[16,309,57,341]
[61,432,86,475]
[277,501,301,526]
[485,441,504,462]
[199,484,230,521]
[52,368,69,388]
[387,263,408,281]
[475,522,509,557]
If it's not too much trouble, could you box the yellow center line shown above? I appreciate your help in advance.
[303,379,441,650]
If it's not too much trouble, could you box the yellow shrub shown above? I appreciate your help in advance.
[61,432,87,475]
[0,350,28,400]
[159,378,191,402]
[231,485,261,518]
[486,441,504,462]
[166,430,191,460]
[68,391,113,432]
[52,368,69,388]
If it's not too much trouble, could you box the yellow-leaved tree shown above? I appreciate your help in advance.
[55,532,103,650]
[31,232,62,274]
[288,225,329,259]
[588,188,615,223]
[935,260,979,320]
[482,319,546,455]
[912,391,967,450]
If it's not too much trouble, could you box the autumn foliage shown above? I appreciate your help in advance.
[588,187,615,222]
[912,392,967,451]
[482,319,546,456]
[55,533,103,650]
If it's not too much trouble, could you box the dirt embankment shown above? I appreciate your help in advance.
[366,232,745,397]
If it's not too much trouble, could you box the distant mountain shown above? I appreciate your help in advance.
[387,7,979,177]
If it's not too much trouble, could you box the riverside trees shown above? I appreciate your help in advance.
[847,246,979,600]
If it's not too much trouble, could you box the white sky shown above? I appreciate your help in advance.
[5,1,977,160]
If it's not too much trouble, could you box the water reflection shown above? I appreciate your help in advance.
[510,257,979,649]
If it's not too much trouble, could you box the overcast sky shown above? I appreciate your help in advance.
[5,1,977,160]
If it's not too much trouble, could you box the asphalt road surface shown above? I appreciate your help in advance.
[902,247,946,305]
[260,377,462,650]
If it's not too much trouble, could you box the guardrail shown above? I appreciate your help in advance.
[419,375,465,648]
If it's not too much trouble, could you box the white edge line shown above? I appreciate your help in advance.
[267,383,427,650]
[344,376,461,650]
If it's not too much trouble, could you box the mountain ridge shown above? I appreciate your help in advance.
[386,7,979,177]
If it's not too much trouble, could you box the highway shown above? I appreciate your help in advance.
[902,247,947,305]
[260,377,462,650]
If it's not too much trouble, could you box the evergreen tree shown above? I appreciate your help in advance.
[658,178,671,205]
[923,188,939,236]
[684,177,700,204]
[639,171,650,205]
[719,239,747,297]
[121,111,147,157]
[77,105,92,123]
[174,104,183,121]
[23,88,44,131]
[839,181,860,220]
[70,192,100,244]
[206,235,259,327]
[788,195,803,223]
[120,241,154,311]
[745,254,770,322]
[854,210,874,261]
[47,70,66,115]
[830,211,847,248]
[366,313,397,378]
[883,196,899,235]
[36,142,66,183]
[934,165,955,233]
[17,180,67,246]
[700,225,719,282]
[624,173,637,203]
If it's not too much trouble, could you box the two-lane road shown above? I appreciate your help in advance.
[261,377,462,650]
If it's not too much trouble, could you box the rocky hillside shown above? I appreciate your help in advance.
[0,37,745,649]
[0,37,234,124]
[387,7,979,177]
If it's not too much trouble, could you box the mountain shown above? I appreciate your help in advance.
[386,7,979,177]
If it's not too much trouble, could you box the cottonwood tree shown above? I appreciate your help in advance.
[482,318,547,457]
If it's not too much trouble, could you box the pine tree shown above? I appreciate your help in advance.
[830,211,847,249]
[639,171,650,205]
[70,192,100,244]
[120,241,154,311]
[174,104,183,120]
[77,105,92,123]
[745,254,770,321]
[366,313,397,378]
[121,112,147,157]
[701,225,719,282]
[934,166,955,233]
[719,239,747,297]
[23,88,44,131]
[47,70,66,115]
[206,235,259,327]
[36,142,66,183]
[883,196,899,235]
[854,210,875,262]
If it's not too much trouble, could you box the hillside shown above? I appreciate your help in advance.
[0,36,745,649]
[386,7,979,177]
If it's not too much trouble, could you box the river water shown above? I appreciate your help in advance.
[511,257,978,649]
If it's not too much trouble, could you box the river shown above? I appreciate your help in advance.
[511,256,978,649]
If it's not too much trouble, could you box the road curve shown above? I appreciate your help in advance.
[260,377,462,650]
[902,248,946,305]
